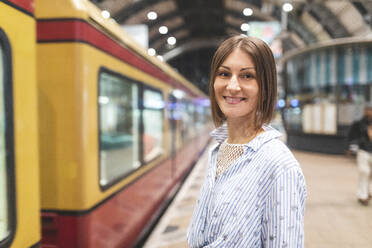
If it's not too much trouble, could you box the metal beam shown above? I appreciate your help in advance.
[142,7,264,28]
[307,2,350,38]
[272,6,317,44]
[162,37,224,61]
[113,0,163,23]
[149,21,246,44]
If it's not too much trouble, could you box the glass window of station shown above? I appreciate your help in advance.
[98,71,140,187]
[282,44,372,137]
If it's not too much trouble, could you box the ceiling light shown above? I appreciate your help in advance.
[159,26,168,34]
[157,55,164,61]
[172,89,185,99]
[240,23,250,32]
[167,36,176,45]
[282,3,293,12]
[101,10,110,19]
[148,48,156,56]
[147,11,157,20]
[243,8,253,16]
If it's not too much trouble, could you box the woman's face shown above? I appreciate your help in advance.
[214,48,259,123]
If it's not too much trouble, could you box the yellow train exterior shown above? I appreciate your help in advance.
[1,0,210,247]
[0,0,40,248]
[36,0,202,212]
[35,0,210,247]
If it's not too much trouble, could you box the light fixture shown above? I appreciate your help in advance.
[159,26,168,34]
[290,99,299,108]
[101,10,110,19]
[148,48,156,56]
[157,55,164,61]
[243,8,253,16]
[277,99,286,108]
[282,3,293,12]
[240,23,250,32]
[147,11,157,20]
[172,89,185,99]
[167,36,176,45]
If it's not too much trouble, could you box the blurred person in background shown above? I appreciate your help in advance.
[347,104,372,206]
[187,35,307,248]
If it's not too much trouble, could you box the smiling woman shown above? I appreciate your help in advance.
[187,35,307,248]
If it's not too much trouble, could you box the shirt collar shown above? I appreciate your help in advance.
[210,123,282,152]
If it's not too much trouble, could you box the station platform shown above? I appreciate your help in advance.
[143,142,372,248]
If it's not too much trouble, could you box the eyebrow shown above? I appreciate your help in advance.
[220,65,255,71]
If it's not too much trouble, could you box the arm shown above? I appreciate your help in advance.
[262,166,307,248]
[187,145,217,248]
[347,121,361,153]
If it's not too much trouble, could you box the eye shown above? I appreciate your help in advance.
[241,73,254,79]
[217,71,230,77]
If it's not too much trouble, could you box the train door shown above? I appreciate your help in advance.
[0,1,40,247]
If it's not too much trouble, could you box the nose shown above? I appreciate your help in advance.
[226,75,241,92]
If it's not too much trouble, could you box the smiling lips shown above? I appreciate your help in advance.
[223,96,247,104]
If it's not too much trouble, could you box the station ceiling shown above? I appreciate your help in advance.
[91,0,372,94]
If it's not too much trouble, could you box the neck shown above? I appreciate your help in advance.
[226,118,262,144]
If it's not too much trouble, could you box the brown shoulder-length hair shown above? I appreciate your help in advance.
[209,35,277,128]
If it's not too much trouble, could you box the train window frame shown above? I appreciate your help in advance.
[97,67,143,191]
[141,86,165,163]
[0,28,16,248]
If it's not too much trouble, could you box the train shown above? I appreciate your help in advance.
[0,0,212,247]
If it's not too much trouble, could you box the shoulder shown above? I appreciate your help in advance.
[255,138,304,185]
[259,142,306,194]
[260,138,299,168]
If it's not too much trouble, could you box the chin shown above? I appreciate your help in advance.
[224,114,250,121]
[222,110,255,121]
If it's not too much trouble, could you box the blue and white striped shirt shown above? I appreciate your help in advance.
[187,124,307,248]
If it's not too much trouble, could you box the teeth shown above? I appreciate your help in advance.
[225,97,244,104]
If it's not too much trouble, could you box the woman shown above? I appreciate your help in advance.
[187,35,307,247]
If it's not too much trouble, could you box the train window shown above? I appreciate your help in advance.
[98,71,140,187]
[0,39,8,243]
[143,88,164,162]
[0,33,14,244]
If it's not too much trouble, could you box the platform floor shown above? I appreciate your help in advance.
[143,143,372,248]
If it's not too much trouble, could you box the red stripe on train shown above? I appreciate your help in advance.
[7,0,34,14]
[41,134,210,248]
[37,19,196,97]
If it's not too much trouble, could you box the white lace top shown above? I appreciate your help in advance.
[216,140,245,177]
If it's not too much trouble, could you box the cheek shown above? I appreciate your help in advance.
[213,80,223,96]
[243,85,259,97]
[251,83,260,98]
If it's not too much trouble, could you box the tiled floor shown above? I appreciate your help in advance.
[144,144,372,248]
[297,151,372,248]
